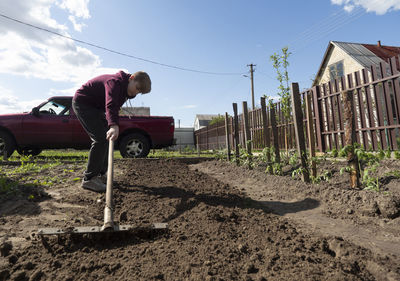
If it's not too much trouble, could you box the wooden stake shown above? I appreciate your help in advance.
[270,103,280,164]
[342,90,360,188]
[243,102,252,154]
[225,112,231,161]
[233,103,240,165]
[261,97,272,168]
[243,101,252,168]
[305,93,317,179]
[196,135,200,156]
[291,83,310,183]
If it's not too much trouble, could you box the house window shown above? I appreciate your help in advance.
[329,61,344,80]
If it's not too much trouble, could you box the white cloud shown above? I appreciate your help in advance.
[0,0,128,113]
[0,86,43,113]
[0,0,118,85]
[331,0,400,15]
[68,15,86,32]
[182,105,197,109]
[57,0,91,19]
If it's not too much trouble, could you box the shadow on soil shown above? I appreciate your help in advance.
[0,179,50,217]
[117,185,320,220]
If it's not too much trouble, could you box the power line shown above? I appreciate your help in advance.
[0,13,246,76]
[290,7,367,54]
[287,0,383,54]
[287,7,362,49]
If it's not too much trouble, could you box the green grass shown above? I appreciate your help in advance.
[147,149,215,158]
[0,149,217,194]
[3,149,216,162]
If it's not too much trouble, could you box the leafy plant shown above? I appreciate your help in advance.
[238,142,255,169]
[291,167,306,179]
[270,47,291,121]
[215,149,228,161]
[394,150,400,160]
[209,115,225,126]
[270,46,291,155]
[310,170,332,184]
[288,151,298,166]
[339,144,383,192]
[385,148,391,159]
[377,148,385,161]
[361,164,380,191]
[264,162,282,176]
[330,148,338,158]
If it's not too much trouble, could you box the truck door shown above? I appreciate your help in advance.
[21,99,74,148]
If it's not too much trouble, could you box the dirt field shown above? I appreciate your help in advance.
[0,157,399,280]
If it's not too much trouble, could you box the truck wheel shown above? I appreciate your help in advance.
[0,131,16,158]
[17,148,42,157]
[119,133,150,158]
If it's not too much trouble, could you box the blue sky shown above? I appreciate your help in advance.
[0,0,399,127]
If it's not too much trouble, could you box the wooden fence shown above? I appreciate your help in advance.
[195,56,400,152]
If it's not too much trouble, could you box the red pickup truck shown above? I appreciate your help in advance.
[0,96,174,158]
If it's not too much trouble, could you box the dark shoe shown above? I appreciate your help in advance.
[81,177,106,192]
[99,173,107,183]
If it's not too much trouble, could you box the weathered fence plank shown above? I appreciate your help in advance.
[233,103,240,165]
[270,104,280,163]
[312,86,325,152]
[322,84,333,150]
[354,71,368,149]
[225,112,231,161]
[305,93,317,178]
[371,65,388,149]
[380,61,397,150]
[291,83,310,182]
[243,101,252,162]
[328,81,339,149]
[362,68,379,150]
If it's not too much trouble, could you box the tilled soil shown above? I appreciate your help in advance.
[0,158,399,280]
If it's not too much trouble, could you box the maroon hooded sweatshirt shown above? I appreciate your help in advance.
[73,71,131,126]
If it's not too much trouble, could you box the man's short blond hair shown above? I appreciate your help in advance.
[133,71,151,94]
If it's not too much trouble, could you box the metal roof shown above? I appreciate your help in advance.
[331,41,384,68]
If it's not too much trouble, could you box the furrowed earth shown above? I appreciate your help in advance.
[0,157,399,280]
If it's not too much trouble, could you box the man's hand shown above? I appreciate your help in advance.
[106,125,119,141]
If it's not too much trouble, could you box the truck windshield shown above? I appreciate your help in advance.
[39,101,67,115]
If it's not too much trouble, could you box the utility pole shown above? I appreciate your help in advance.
[247,64,256,110]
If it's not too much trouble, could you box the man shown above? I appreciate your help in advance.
[72,71,151,192]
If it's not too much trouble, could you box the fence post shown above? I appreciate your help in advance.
[261,97,272,167]
[231,116,234,154]
[312,86,325,152]
[225,112,231,161]
[233,103,240,165]
[291,83,310,183]
[270,103,280,163]
[196,135,200,156]
[206,126,209,151]
[342,90,360,188]
[305,92,317,179]
[242,101,252,168]
[216,121,219,150]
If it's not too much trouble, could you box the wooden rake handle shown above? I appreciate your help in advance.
[102,138,115,231]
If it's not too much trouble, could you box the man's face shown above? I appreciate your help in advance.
[127,80,140,98]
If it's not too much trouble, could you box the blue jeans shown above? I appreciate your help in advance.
[72,100,108,180]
